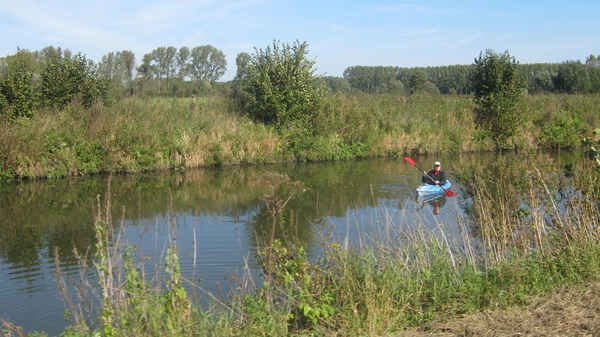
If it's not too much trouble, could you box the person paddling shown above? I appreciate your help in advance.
[422,161,447,186]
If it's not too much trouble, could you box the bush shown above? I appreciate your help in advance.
[540,110,583,148]
[470,49,525,149]
[241,40,327,130]
[0,49,37,119]
[39,53,112,109]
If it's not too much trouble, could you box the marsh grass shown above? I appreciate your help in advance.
[3,93,599,180]
[1,96,283,179]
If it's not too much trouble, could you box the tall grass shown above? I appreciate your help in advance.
[2,93,599,180]
[0,154,590,336]
[0,96,283,179]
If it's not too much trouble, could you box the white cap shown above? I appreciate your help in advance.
[434,161,441,166]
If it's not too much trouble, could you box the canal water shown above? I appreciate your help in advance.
[0,151,579,335]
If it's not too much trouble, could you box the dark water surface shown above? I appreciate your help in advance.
[0,152,579,335]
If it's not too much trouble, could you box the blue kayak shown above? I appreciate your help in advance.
[416,180,452,195]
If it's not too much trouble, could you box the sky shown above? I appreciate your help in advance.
[1,0,599,81]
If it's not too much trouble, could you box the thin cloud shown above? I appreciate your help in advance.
[330,24,352,33]
[399,28,439,37]
[370,3,462,16]
[450,33,484,48]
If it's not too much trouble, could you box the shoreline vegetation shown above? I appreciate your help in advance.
[2,93,599,181]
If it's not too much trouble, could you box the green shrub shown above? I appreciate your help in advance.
[39,53,112,109]
[540,110,583,148]
[241,40,327,130]
[0,49,37,119]
[470,49,525,149]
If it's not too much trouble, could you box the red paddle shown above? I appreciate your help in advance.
[403,157,455,197]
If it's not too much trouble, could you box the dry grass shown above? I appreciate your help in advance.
[393,281,600,337]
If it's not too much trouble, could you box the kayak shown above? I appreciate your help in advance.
[416,180,452,195]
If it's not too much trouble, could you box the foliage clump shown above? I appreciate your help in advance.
[469,49,525,149]
[0,48,112,121]
[241,40,327,130]
[40,52,112,109]
[0,49,37,120]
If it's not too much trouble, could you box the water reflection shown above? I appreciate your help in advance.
[414,195,447,215]
[0,151,581,335]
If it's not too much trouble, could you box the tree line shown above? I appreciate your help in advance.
[135,45,227,96]
[337,56,600,95]
[1,43,600,121]
[0,44,230,117]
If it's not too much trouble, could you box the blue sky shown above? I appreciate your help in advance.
[1,0,599,81]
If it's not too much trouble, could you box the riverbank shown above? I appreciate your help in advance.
[392,280,600,336]
[2,93,599,181]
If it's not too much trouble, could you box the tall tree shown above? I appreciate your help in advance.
[150,46,177,92]
[164,46,177,89]
[176,46,190,81]
[98,51,136,95]
[151,47,166,92]
[470,49,525,148]
[121,50,136,93]
[38,46,70,64]
[234,52,251,81]
[98,51,126,85]
[322,76,351,94]
[531,71,556,94]
[555,60,590,94]
[586,55,600,93]
[137,53,153,80]
[136,53,154,92]
[189,45,227,83]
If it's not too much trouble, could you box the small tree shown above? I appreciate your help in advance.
[0,49,37,120]
[242,40,326,129]
[409,69,428,94]
[234,52,251,81]
[470,49,525,148]
[39,53,111,109]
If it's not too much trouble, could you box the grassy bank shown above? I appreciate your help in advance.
[2,93,599,180]
[3,153,598,336]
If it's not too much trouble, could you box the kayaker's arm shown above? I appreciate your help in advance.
[437,171,447,185]
[422,170,438,185]
[422,171,430,183]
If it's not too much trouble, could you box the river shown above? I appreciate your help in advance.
[0,151,579,336]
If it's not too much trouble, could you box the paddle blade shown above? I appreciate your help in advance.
[444,189,456,197]
[403,156,416,166]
